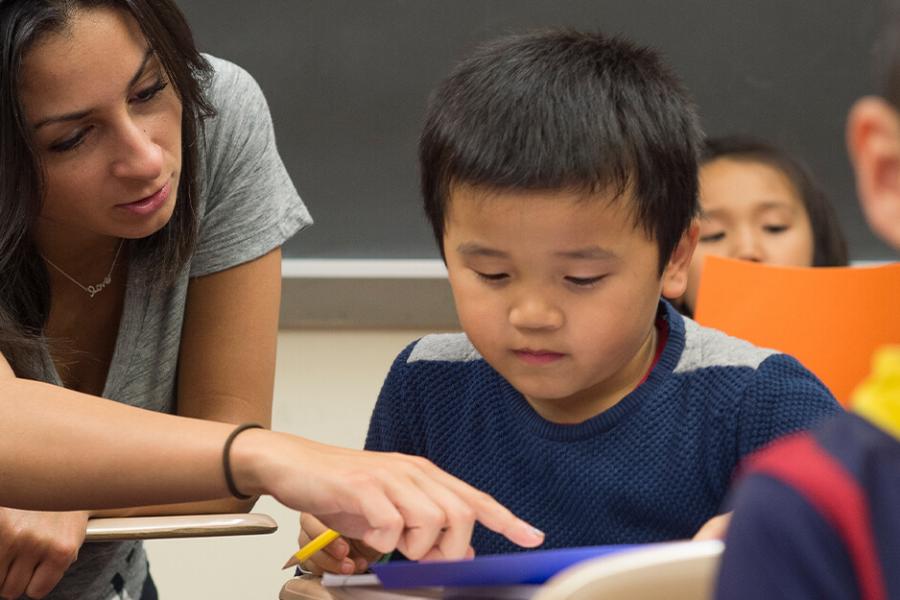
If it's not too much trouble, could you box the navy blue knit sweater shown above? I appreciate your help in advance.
[365,301,842,555]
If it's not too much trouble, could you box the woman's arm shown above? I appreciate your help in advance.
[94,246,282,517]
[0,369,545,558]
[0,373,241,508]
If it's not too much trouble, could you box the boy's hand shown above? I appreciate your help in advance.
[692,512,732,541]
[297,513,383,575]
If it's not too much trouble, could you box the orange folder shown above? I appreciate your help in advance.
[693,255,900,406]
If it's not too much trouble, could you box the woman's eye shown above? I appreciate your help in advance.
[474,271,508,282]
[49,128,90,153]
[566,275,604,287]
[763,224,789,234]
[699,232,725,243]
[132,78,168,103]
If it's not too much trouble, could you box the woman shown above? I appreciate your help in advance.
[0,1,543,598]
[680,135,849,315]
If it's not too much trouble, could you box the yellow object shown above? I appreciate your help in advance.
[282,528,341,569]
[852,346,900,441]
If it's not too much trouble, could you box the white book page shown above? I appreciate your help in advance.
[321,573,381,587]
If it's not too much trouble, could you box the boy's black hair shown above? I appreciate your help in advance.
[701,135,849,267]
[420,29,703,273]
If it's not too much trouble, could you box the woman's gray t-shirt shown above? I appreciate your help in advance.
[34,55,312,600]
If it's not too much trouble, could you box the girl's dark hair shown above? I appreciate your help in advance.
[0,0,215,378]
[419,29,702,273]
[700,135,849,267]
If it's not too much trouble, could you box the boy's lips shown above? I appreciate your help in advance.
[513,349,566,365]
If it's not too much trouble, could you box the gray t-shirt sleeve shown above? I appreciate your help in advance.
[190,55,312,277]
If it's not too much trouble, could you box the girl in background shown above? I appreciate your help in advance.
[680,136,848,315]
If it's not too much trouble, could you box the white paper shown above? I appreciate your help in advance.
[321,572,381,587]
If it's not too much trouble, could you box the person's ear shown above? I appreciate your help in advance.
[661,221,699,299]
[847,96,900,249]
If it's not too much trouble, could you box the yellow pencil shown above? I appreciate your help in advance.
[282,528,342,570]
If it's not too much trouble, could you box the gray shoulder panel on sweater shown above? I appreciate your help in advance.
[408,333,483,363]
[675,318,778,374]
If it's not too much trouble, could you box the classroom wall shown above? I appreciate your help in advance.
[144,327,436,598]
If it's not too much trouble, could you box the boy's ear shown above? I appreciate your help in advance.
[847,96,900,249]
[660,221,699,299]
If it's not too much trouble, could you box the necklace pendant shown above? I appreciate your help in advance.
[42,239,123,299]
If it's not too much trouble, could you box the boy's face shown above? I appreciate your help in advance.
[847,96,900,250]
[443,185,697,423]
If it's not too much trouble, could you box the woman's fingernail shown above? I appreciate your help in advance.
[530,526,545,538]
[341,559,355,574]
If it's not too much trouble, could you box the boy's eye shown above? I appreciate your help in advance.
[131,78,168,103]
[49,127,92,153]
[699,232,725,243]
[474,270,508,282]
[763,224,789,234]
[565,275,604,287]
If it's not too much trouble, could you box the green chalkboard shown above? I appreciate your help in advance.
[178,0,891,260]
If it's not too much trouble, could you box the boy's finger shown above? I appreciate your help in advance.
[298,513,328,540]
[300,514,349,560]
[305,552,355,576]
[352,556,369,573]
[348,539,384,563]
[318,537,349,561]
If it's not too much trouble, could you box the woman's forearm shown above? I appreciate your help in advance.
[0,376,548,562]
[0,377,241,510]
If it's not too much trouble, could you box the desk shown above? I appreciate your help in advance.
[279,576,536,599]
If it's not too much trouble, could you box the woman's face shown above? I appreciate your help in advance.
[20,6,182,247]
[683,157,815,311]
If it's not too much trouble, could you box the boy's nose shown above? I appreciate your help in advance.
[509,297,564,330]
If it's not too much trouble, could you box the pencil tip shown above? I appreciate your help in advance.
[282,556,299,570]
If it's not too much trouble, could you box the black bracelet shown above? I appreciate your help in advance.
[223,422,264,500]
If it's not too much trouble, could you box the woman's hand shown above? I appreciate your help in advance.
[0,508,88,599]
[297,513,384,575]
[233,432,544,562]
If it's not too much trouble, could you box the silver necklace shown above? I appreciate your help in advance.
[42,240,124,299]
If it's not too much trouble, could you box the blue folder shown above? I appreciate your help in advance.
[371,544,641,589]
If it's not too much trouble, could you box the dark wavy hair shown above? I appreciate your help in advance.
[420,29,703,274]
[0,0,215,378]
[700,135,849,267]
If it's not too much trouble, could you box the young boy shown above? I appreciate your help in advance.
[300,29,841,574]
[714,13,900,599]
